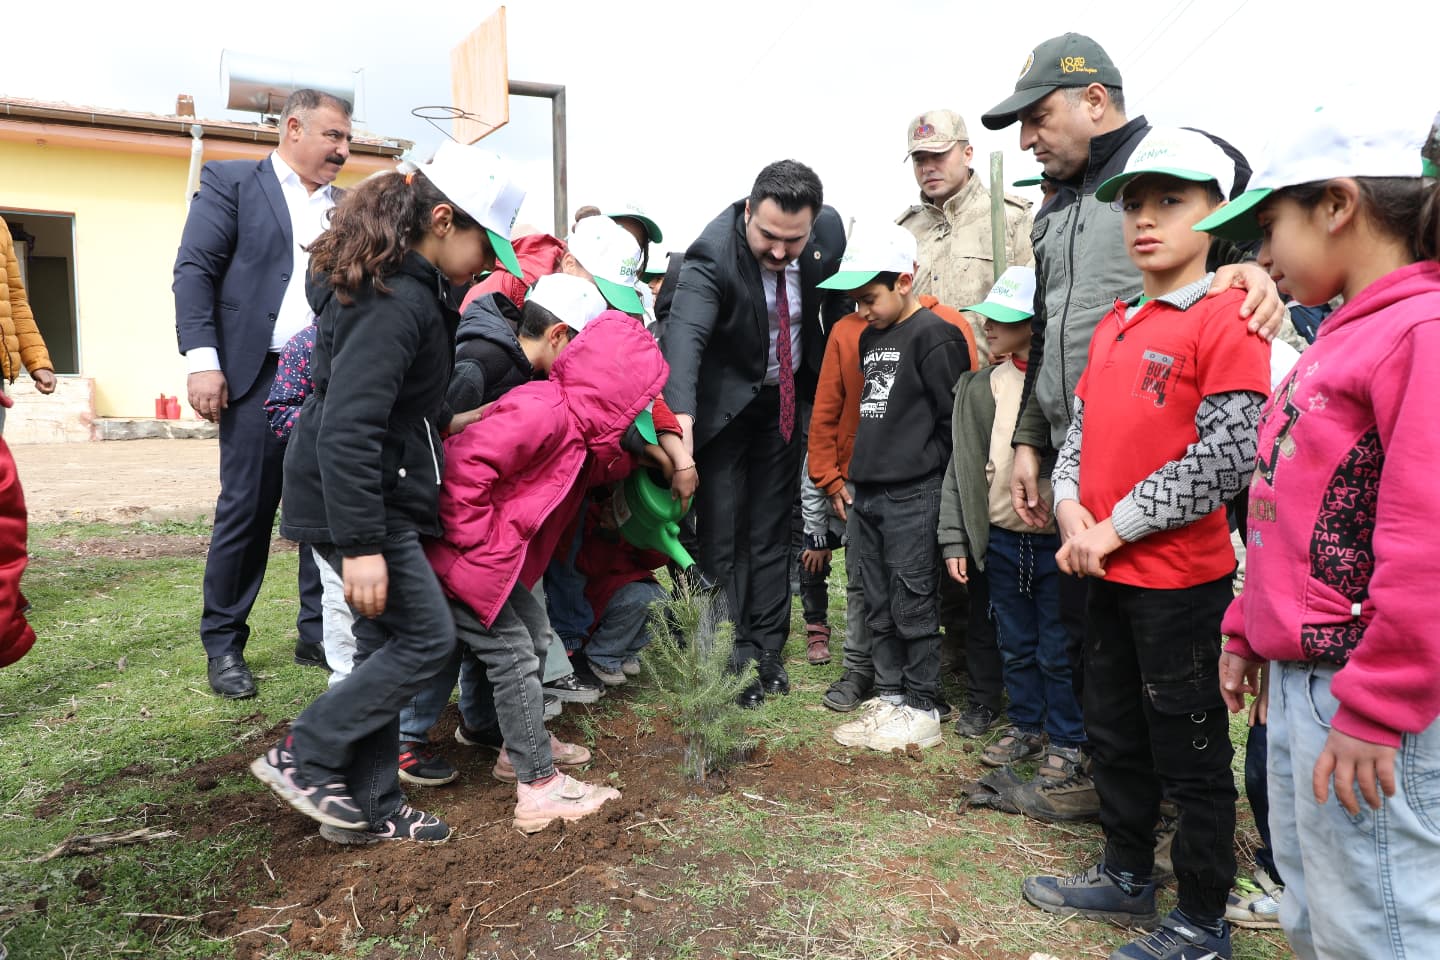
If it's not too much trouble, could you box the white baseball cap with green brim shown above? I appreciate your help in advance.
[965,265,1036,324]
[604,201,664,244]
[420,140,527,279]
[817,221,917,291]
[567,215,644,314]
[640,252,671,281]
[1194,101,1433,243]
[527,273,608,334]
[1095,127,1235,204]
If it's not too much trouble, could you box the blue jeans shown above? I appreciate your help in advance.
[1269,661,1440,959]
[290,533,455,827]
[585,579,666,672]
[398,644,495,743]
[1244,720,1280,882]
[545,528,593,654]
[852,474,943,712]
[986,527,1083,747]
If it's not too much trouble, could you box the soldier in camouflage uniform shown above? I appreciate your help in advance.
[896,110,1035,363]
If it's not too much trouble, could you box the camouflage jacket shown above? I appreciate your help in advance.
[897,173,1033,362]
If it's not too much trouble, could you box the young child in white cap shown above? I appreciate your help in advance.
[252,140,525,845]
[1210,101,1440,960]
[818,220,971,752]
[1020,127,1272,960]
[937,265,1086,777]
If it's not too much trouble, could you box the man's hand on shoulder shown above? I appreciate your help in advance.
[1210,263,1284,341]
[188,371,229,423]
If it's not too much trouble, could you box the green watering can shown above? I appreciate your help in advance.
[613,408,696,571]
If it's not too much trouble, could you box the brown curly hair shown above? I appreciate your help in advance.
[307,169,480,304]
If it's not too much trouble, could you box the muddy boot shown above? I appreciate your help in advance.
[1017,746,1101,823]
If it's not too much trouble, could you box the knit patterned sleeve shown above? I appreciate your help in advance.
[1110,389,1263,543]
[1050,396,1084,506]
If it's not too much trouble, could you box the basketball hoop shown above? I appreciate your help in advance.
[411,105,500,143]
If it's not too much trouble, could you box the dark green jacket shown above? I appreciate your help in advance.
[938,365,1001,571]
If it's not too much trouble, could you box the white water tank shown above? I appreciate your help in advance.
[221,50,355,116]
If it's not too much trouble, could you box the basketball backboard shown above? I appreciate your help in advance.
[446,7,509,143]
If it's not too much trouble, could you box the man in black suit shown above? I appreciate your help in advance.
[663,160,849,707]
[173,89,350,698]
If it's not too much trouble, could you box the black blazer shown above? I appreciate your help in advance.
[173,157,301,399]
[661,200,849,450]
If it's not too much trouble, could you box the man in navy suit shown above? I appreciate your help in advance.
[173,89,351,698]
[662,160,850,708]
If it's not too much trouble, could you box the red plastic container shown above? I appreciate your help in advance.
[164,396,181,420]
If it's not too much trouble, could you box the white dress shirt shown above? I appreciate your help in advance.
[761,261,802,385]
[184,151,337,374]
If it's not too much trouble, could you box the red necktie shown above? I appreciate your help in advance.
[775,273,796,442]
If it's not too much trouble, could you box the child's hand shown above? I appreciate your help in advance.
[800,548,831,574]
[1010,445,1051,528]
[945,556,969,584]
[1055,499,1096,544]
[1249,663,1270,726]
[670,462,697,511]
[343,553,389,619]
[1314,728,1398,816]
[1211,263,1284,341]
[447,407,484,435]
[1055,518,1121,578]
[1219,651,1264,714]
[830,489,852,522]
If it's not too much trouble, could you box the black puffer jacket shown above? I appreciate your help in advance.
[446,292,534,413]
[281,252,459,555]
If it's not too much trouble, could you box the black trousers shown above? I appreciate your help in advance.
[1084,575,1237,922]
[201,354,322,658]
[693,386,802,666]
[941,570,1004,712]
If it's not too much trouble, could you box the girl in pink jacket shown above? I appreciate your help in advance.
[1199,104,1440,960]
[426,310,669,832]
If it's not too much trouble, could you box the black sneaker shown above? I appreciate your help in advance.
[454,722,504,752]
[1111,909,1231,959]
[398,741,458,787]
[952,703,1002,738]
[319,804,452,844]
[1023,863,1159,928]
[822,671,873,712]
[250,736,368,830]
[543,672,603,704]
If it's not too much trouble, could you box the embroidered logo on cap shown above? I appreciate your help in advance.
[1061,56,1098,74]
[914,122,934,138]
[1018,52,1034,80]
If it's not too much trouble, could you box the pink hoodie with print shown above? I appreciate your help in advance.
[1222,260,1440,747]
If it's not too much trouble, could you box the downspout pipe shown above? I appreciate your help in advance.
[184,124,204,208]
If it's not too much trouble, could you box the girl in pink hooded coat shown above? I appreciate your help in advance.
[426,309,669,832]
[1203,105,1440,960]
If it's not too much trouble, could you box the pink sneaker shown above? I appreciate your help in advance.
[512,774,620,833]
[492,735,592,782]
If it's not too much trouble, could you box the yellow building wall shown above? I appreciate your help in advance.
[1,139,376,418]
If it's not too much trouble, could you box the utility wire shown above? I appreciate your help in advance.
[1148,0,1252,97]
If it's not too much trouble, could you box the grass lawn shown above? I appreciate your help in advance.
[0,521,1295,960]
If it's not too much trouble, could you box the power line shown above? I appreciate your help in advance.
[1125,0,1197,66]
[1148,0,1252,97]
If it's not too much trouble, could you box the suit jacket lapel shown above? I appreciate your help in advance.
[734,211,768,347]
[257,156,294,249]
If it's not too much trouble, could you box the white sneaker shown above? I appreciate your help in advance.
[833,698,899,747]
[859,705,943,752]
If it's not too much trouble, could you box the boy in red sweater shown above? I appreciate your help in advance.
[1021,129,1271,960]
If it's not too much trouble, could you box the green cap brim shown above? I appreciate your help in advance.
[1423,158,1439,178]
[594,276,644,314]
[1095,168,1220,204]
[817,269,881,292]
[965,302,1033,324]
[1012,175,1045,187]
[1192,188,1273,243]
[633,408,658,445]
[487,230,524,279]
[608,213,663,244]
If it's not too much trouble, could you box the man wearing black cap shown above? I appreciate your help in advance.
[978,34,1285,822]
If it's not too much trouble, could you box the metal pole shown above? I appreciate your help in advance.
[989,151,1007,281]
[508,80,568,238]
